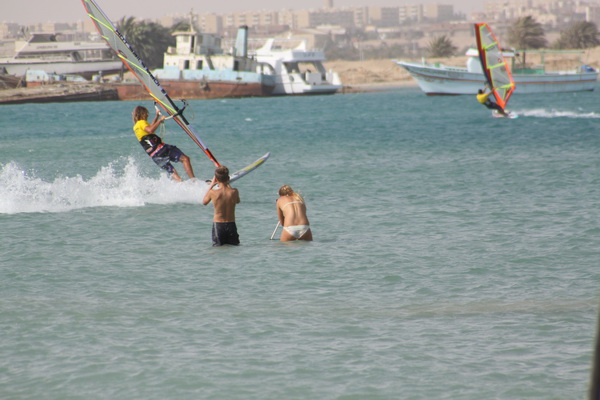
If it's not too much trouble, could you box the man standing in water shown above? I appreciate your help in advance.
[202,166,240,246]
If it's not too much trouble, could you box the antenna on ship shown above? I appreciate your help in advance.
[188,9,196,33]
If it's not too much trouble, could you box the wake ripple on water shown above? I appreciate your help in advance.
[516,108,600,118]
[0,158,207,214]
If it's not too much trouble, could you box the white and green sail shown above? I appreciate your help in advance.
[81,0,220,166]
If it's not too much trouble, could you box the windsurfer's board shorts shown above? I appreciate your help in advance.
[152,144,184,174]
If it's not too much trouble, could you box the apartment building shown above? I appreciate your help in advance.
[196,14,223,35]
[424,4,455,21]
[483,0,600,26]
[399,5,425,22]
[369,7,401,27]
[222,10,280,31]
[4,0,600,42]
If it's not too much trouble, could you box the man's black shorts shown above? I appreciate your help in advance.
[212,222,240,246]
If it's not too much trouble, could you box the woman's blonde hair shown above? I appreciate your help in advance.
[132,106,149,123]
[279,185,303,202]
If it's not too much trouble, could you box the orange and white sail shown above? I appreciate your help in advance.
[474,23,515,109]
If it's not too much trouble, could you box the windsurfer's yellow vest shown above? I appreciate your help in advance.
[133,120,150,141]
[133,119,162,153]
[476,92,490,104]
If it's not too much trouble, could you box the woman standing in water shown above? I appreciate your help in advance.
[276,185,313,241]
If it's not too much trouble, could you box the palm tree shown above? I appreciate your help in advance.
[553,21,600,49]
[507,16,547,49]
[116,17,142,52]
[427,35,457,58]
[507,16,547,68]
[117,17,149,64]
[139,22,173,68]
[171,21,191,33]
[116,17,174,69]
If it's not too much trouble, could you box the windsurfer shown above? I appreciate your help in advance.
[132,105,196,181]
[477,87,509,117]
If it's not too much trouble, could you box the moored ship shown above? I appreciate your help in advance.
[252,38,342,95]
[396,48,598,95]
[0,32,122,80]
[113,26,275,100]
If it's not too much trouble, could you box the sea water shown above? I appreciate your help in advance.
[1,88,599,399]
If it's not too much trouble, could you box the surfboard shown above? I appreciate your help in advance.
[82,0,269,181]
[492,110,519,119]
[230,152,270,183]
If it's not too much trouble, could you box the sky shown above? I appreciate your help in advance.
[5,1,482,25]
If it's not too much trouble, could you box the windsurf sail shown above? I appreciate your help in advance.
[474,23,515,110]
[81,0,220,167]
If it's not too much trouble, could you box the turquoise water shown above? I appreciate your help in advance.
[1,88,599,399]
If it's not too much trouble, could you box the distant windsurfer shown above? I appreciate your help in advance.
[132,105,196,181]
[477,87,509,117]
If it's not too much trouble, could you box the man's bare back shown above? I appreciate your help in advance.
[202,179,240,222]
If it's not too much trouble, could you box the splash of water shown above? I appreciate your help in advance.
[0,158,207,214]
[517,108,600,118]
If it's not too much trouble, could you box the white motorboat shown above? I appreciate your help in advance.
[253,38,342,95]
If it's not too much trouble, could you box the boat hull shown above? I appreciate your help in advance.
[0,84,118,104]
[397,61,598,95]
[271,76,342,95]
[113,79,274,101]
[0,60,123,80]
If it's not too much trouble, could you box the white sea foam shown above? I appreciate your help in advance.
[516,108,600,118]
[0,158,208,214]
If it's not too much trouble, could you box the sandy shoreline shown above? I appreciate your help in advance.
[325,59,415,88]
[340,81,417,94]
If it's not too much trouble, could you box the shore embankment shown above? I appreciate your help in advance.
[0,59,417,103]
[0,82,117,104]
